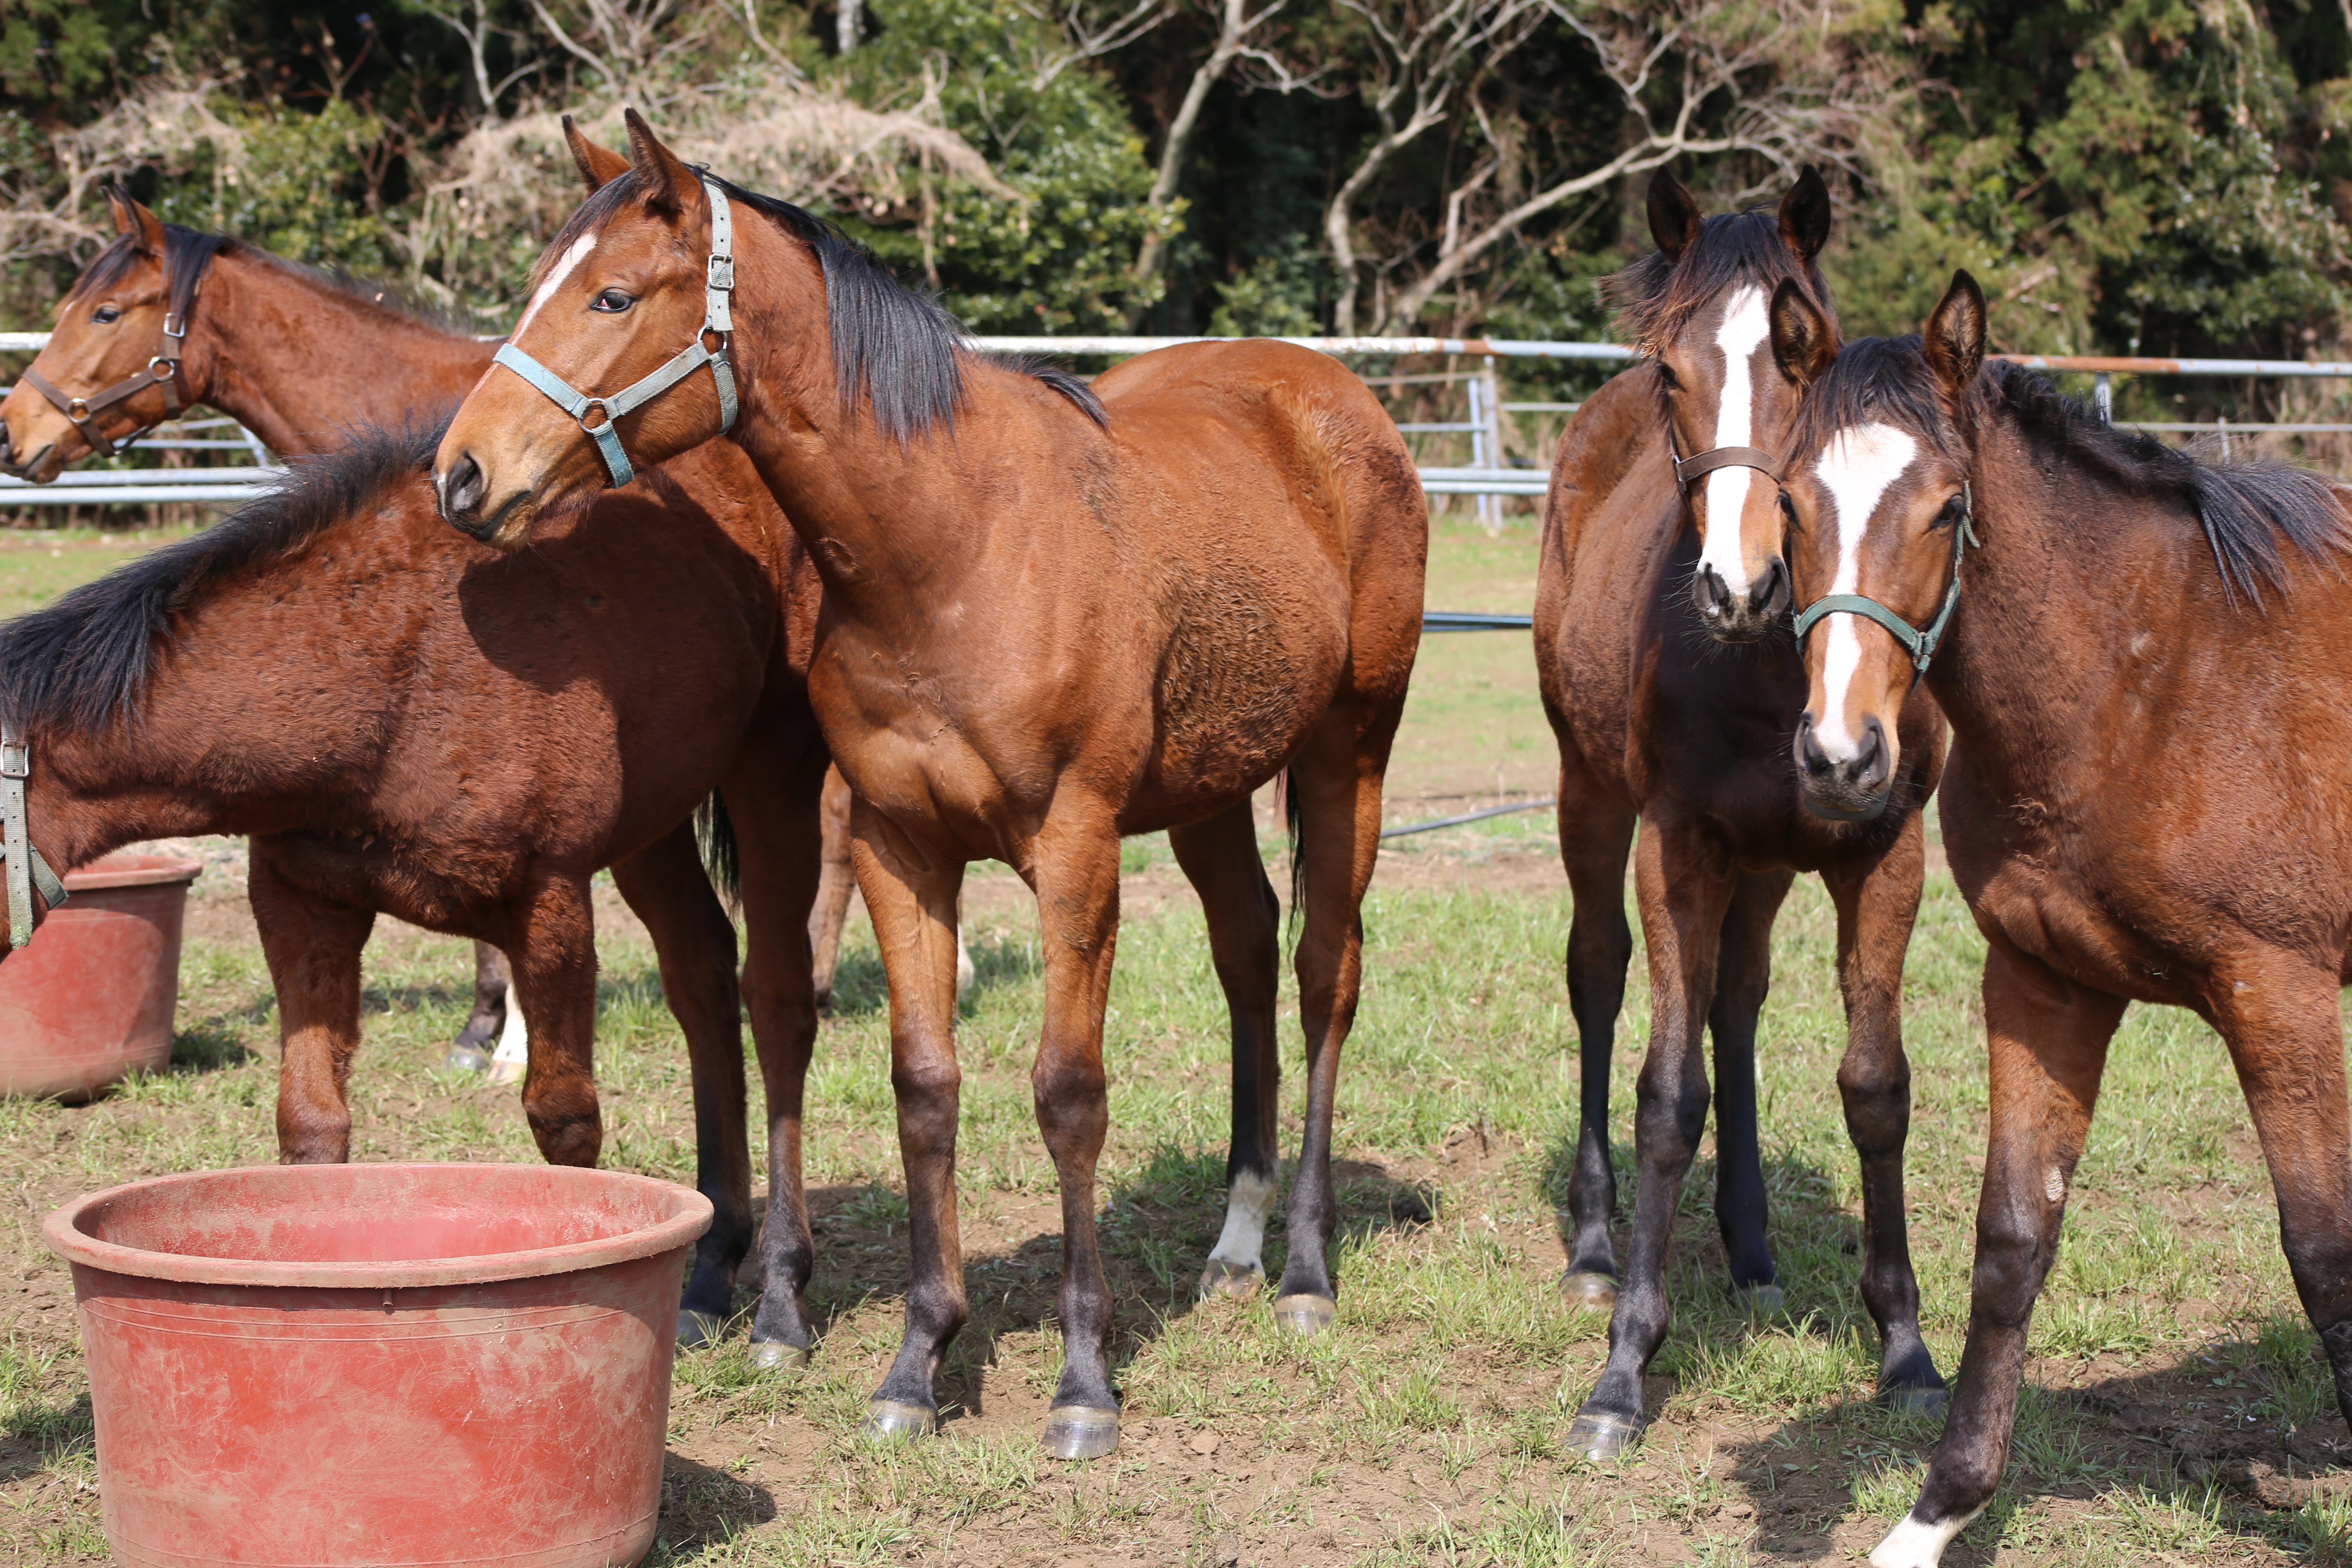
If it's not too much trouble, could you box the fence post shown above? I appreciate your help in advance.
[1479,356,1503,532]
[2094,372,2112,424]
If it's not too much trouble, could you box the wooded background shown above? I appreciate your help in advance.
[0,0,2343,409]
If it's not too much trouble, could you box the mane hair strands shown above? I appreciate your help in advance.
[0,419,445,737]
[1606,208,1832,358]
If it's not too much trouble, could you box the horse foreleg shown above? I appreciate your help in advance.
[808,765,855,1010]
[1822,816,1944,1410]
[508,873,604,1168]
[852,799,968,1441]
[1871,942,2120,1568]
[725,742,827,1371]
[1567,813,1734,1461]
[1556,766,1636,1312]
[1168,799,1282,1301]
[1709,867,1795,1305]
[1277,706,1400,1335]
[252,847,376,1165]
[445,941,511,1068]
[610,824,749,1349]
[1025,809,1125,1460]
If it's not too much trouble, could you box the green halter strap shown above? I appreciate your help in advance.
[491,172,739,489]
[1791,482,1979,682]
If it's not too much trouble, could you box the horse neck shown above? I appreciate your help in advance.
[184,250,496,456]
[1927,417,2168,791]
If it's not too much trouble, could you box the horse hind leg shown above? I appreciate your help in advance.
[609,825,751,1351]
[1556,769,1637,1313]
[1823,817,1944,1410]
[443,941,510,1071]
[808,765,855,1011]
[1167,799,1282,1301]
[1710,867,1795,1312]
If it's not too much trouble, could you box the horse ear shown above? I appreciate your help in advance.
[105,185,137,239]
[621,107,697,216]
[562,116,632,194]
[1646,171,1701,263]
[1777,166,1831,265]
[128,196,169,260]
[1924,269,1987,398]
[1769,278,1838,389]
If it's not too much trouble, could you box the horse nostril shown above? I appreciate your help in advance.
[439,452,486,525]
[1751,557,1789,618]
[1693,566,1731,619]
[1857,716,1889,785]
[1795,713,1829,775]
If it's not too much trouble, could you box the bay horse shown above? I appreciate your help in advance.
[430,109,1426,1461]
[1765,272,2352,1567]
[1535,170,1946,1458]
[0,421,842,1358]
[0,163,886,1038]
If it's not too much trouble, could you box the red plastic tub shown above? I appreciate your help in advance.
[0,851,203,1099]
[45,1163,713,1568]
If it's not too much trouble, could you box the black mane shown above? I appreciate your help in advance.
[1606,207,1832,355]
[0,421,443,736]
[68,224,230,330]
[539,168,1106,439]
[68,223,470,334]
[1793,339,2348,606]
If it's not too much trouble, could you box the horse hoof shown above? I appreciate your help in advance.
[1198,1259,1264,1301]
[1558,1271,1619,1314]
[749,1341,812,1373]
[1568,1410,1640,1463]
[862,1400,936,1441]
[676,1310,723,1350]
[1734,1282,1786,1317]
[485,1058,525,1087]
[1880,1383,1949,1418]
[1274,1293,1337,1335]
[1041,1405,1120,1461]
[442,1045,492,1075]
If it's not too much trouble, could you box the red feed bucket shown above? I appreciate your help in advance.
[0,851,203,1099]
[45,1163,713,1568]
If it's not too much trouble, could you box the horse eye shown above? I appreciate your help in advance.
[1778,491,1798,522]
[1656,363,1679,391]
[91,304,121,325]
[590,289,634,314]
[1933,493,1965,529]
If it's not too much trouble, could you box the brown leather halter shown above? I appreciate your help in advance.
[1669,439,1781,497]
[21,227,220,459]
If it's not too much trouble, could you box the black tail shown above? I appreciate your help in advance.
[695,791,742,910]
[1285,767,1305,936]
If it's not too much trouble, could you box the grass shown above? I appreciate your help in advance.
[0,513,2344,1564]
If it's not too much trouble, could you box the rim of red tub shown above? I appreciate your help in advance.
[44,1162,714,1290]
[60,853,204,892]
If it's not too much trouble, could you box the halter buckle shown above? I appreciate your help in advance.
[707,255,735,291]
[0,742,25,781]
[161,312,187,342]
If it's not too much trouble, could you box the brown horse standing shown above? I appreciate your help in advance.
[1765,273,2352,1567]
[0,424,836,1354]
[430,110,1426,1461]
[0,158,851,1362]
[1535,171,1946,1458]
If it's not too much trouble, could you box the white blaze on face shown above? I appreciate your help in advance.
[1207,1168,1278,1273]
[512,233,598,339]
[1697,285,1774,594]
[1811,421,1920,760]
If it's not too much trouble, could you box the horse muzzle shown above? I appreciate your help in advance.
[1693,557,1790,644]
[1795,711,1893,822]
[434,451,533,550]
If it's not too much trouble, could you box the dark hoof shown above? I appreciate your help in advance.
[1559,1271,1619,1314]
[1734,1282,1786,1317]
[1198,1259,1264,1301]
[676,1310,723,1350]
[1041,1405,1120,1461]
[1568,1410,1640,1463]
[862,1399,936,1441]
[1274,1293,1337,1335]
[1880,1383,1948,1418]
[749,1341,812,1373]
[443,1044,493,1074]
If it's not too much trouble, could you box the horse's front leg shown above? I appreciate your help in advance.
[507,872,605,1168]
[609,823,749,1348]
[1555,757,1637,1313]
[1822,813,1944,1410]
[1708,866,1795,1307]
[851,798,969,1440]
[252,845,376,1164]
[1871,942,2121,1568]
[1567,813,1735,1460]
[1025,809,1126,1459]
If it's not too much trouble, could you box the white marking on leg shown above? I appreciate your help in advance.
[954,930,975,1002]
[2045,1165,2066,1203]
[491,985,528,1068]
[512,234,598,338]
[1696,286,1773,594]
[1869,1506,1983,1568]
[1810,422,1920,759]
[1208,1169,1278,1272]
